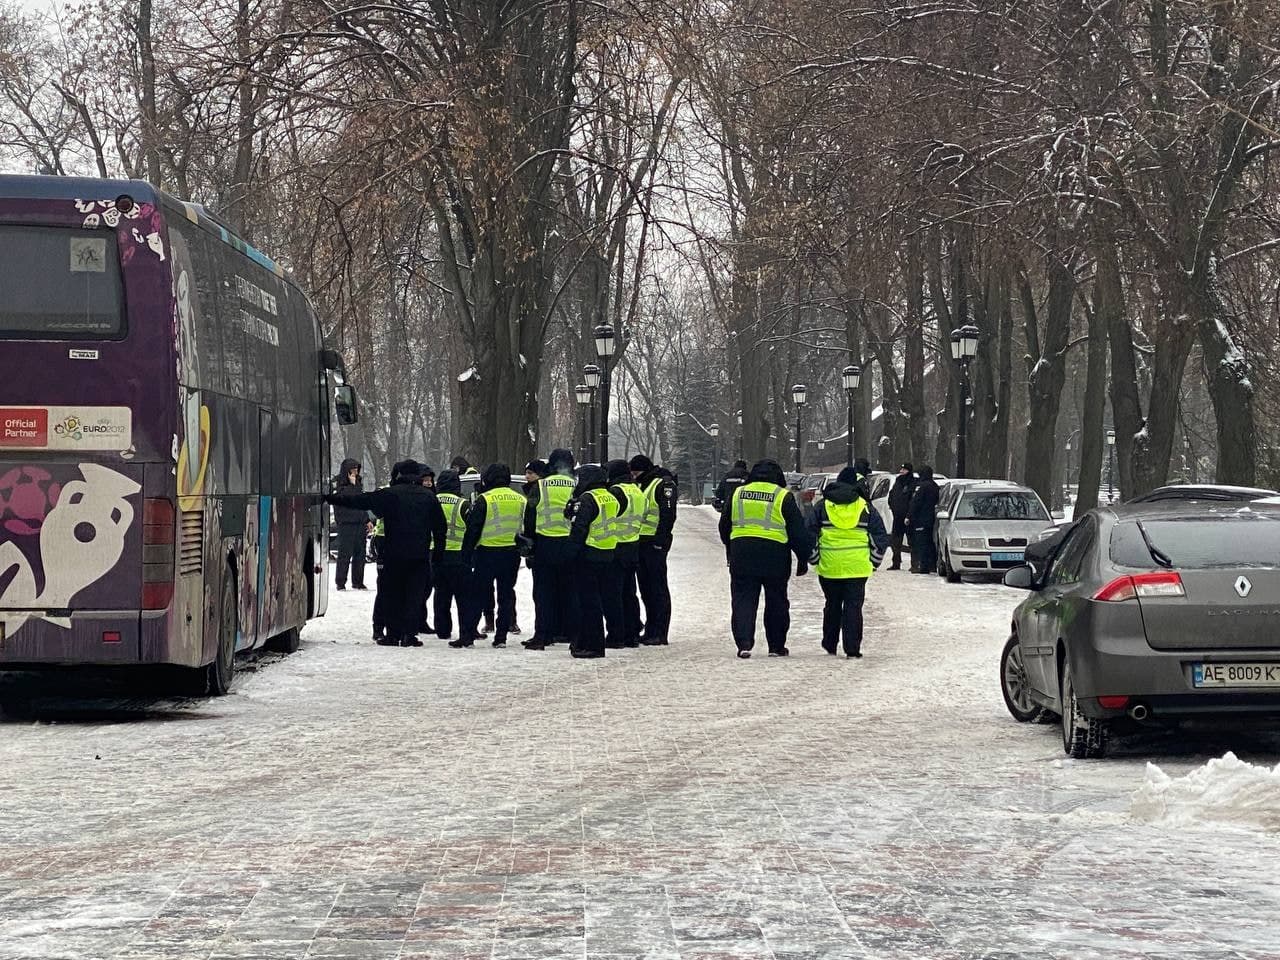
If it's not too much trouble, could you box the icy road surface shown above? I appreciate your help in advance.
[2,506,1279,960]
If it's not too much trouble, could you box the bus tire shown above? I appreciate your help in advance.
[265,626,301,654]
[205,567,238,696]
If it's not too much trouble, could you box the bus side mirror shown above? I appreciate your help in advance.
[335,384,359,425]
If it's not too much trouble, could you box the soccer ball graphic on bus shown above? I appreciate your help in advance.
[0,466,63,537]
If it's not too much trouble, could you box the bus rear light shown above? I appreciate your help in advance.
[102,631,121,644]
[1094,572,1184,602]
[142,581,174,611]
[143,498,175,544]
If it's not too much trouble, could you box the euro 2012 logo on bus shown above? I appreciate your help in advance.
[53,416,83,442]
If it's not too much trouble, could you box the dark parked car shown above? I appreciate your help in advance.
[999,500,1280,758]
[1128,484,1279,504]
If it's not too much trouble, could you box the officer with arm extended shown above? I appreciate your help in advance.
[566,464,626,659]
[453,463,526,649]
[521,449,579,651]
[718,458,811,659]
[806,465,890,658]
[630,454,678,646]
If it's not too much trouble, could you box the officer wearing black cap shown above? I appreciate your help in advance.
[629,454,677,645]
[521,449,579,650]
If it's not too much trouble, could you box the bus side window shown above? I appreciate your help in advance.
[216,262,246,398]
[189,230,222,389]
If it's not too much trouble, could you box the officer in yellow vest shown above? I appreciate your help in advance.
[454,463,526,648]
[629,454,678,645]
[607,459,647,647]
[805,466,890,657]
[566,464,627,658]
[432,470,475,643]
[717,459,812,658]
[520,449,579,651]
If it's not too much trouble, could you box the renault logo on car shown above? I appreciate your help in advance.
[1235,576,1253,599]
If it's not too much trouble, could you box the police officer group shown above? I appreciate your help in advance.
[326,450,677,659]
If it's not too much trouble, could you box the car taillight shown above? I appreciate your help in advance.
[142,498,175,610]
[1094,571,1185,602]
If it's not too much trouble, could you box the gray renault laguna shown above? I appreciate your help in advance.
[999,500,1280,758]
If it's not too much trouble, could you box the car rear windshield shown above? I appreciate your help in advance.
[955,491,1049,521]
[1111,517,1280,569]
[0,224,124,339]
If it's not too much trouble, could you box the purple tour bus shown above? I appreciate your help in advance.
[0,175,359,694]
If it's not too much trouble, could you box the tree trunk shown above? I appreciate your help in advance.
[1022,257,1074,505]
[1076,285,1110,517]
[902,235,930,464]
[1195,278,1257,484]
[135,0,161,187]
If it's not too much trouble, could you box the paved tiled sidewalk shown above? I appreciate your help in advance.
[2,508,1278,959]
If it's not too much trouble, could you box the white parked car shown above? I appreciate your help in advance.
[935,481,1055,583]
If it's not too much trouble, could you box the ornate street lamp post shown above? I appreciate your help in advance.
[1106,429,1116,503]
[594,324,617,461]
[950,324,979,477]
[842,364,861,468]
[583,363,601,463]
[575,384,592,465]
[792,383,808,473]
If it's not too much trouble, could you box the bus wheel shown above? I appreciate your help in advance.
[265,627,301,654]
[206,568,238,696]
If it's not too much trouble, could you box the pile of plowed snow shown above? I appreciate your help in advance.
[1131,752,1280,831]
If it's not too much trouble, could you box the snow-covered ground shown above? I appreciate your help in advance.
[2,504,1279,959]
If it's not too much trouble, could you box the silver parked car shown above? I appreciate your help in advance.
[936,481,1053,582]
[1000,501,1280,758]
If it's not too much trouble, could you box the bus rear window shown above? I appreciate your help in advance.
[0,224,124,340]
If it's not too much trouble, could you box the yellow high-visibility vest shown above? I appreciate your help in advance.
[729,482,788,543]
[816,499,873,578]
[536,475,576,538]
[585,488,620,551]
[437,493,467,552]
[478,487,526,548]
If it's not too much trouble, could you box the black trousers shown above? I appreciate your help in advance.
[335,523,366,588]
[466,549,520,641]
[819,576,868,654]
[730,573,790,653]
[372,563,387,633]
[380,559,430,640]
[910,528,937,573]
[576,561,623,654]
[636,541,672,643]
[433,563,471,640]
[890,517,909,568]
[532,557,577,643]
[617,555,642,642]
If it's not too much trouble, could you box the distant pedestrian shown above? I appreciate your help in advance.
[566,464,625,658]
[887,463,918,570]
[327,459,446,647]
[432,470,475,643]
[522,449,579,651]
[807,466,889,657]
[713,459,749,511]
[907,465,941,575]
[719,459,811,658]
[332,458,370,590]
[630,454,678,646]
[455,463,525,648]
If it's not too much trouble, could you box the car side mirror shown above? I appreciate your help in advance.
[335,384,360,425]
[1003,564,1035,590]
[936,510,950,520]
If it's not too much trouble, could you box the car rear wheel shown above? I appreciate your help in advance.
[1000,635,1043,722]
[1061,660,1107,758]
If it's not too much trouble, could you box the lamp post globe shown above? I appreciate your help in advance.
[583,364,600,389]
[593,324,616,358]
[792,384,808,406]
[842,365,861,391]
